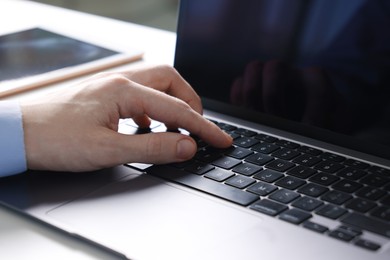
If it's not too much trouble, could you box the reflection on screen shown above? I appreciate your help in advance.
[175,0,390,151]
[0,28,118,81]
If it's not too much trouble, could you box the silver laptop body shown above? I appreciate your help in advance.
[0,1,389,259]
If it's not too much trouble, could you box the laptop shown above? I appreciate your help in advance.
[0,0,389,259]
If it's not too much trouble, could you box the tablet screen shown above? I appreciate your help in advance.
[0,28,119,81]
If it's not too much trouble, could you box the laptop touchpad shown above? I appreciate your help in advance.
[47,173,272,260]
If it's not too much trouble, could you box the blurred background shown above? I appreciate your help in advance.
[30,0,179,32]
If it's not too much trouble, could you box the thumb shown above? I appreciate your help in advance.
[113,132,197,165]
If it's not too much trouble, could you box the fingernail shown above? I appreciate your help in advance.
[176,139,195,159]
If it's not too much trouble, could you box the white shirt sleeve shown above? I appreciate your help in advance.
[0,101,27,177]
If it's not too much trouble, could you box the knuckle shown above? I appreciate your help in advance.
[155,64,178,79]
[107,74,131,86]
[98,74,134,94]
[157,64,176,74]
[177,98,191,109]
[175,98,194,116]
[93,71,112,78]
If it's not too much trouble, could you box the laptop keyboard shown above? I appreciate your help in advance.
[146,119,390,252]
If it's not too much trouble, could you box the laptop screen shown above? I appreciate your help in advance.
[174,0,390,160]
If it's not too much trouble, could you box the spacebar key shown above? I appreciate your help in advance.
[147,166,258,206]
[341,213,390,238]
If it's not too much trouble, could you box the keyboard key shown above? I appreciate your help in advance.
[303,221,328,233]
[316,204,348,219]
[170,160,194,169]
[254,133,278,143]
[298,146,322,156]
[355,239,381,251]
[370,206,390,222]
[225,175,256,189]
[233,137,259,148]
[147,165,258,206]
[275,140,300,149]
[253,169,284,183]
[343,159,369,170]
[269,189,300,204]
[216,122,237,131]
[360,174,389,188]
[279,208,312,224]
[232,163,262,176]
[247,182,278,196]
[338,225,362,236]
[195,148,222,163]
[329,229,355,242]
[266,159,295,172]
[332,179,362,193]
[212,156,241,169]
[287,165,317,179]
[234,128,257,137]
[298,183,329,197]
[192,136,208,149]
[228,132,241,140]
[292,154,322,167]
[272,148,300,160]
[381,195,390,206]
[337,167,366,180]
[367,165,390,177]
[356,187,386,201]
[255,134,279,143]
[321,190,352,205]
[309,172,339,186]
[341,212,390,238]
[205,168,235,181]
[226,147,253,159]
[250,199,287,216]
[292,197,323,211]
[320,152,345,162]
[185,162,215,175]
[252,143,279,154]
[345,198,376,213]
[275,176,306,190]
[314,160,344,173]
[245,153,274,166]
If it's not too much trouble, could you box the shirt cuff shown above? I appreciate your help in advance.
[0,101,27,177]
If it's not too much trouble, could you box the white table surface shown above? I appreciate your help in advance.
[0,0,176,258]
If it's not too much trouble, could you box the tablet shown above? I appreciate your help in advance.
[0,28,144,97]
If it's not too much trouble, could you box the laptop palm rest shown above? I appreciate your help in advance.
[46,173,272,260]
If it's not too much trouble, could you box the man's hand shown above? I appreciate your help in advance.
[21,65,232,172]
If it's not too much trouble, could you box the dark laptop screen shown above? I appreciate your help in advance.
[174,0,390,160]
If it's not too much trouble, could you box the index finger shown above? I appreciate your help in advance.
[120,82,232,148]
